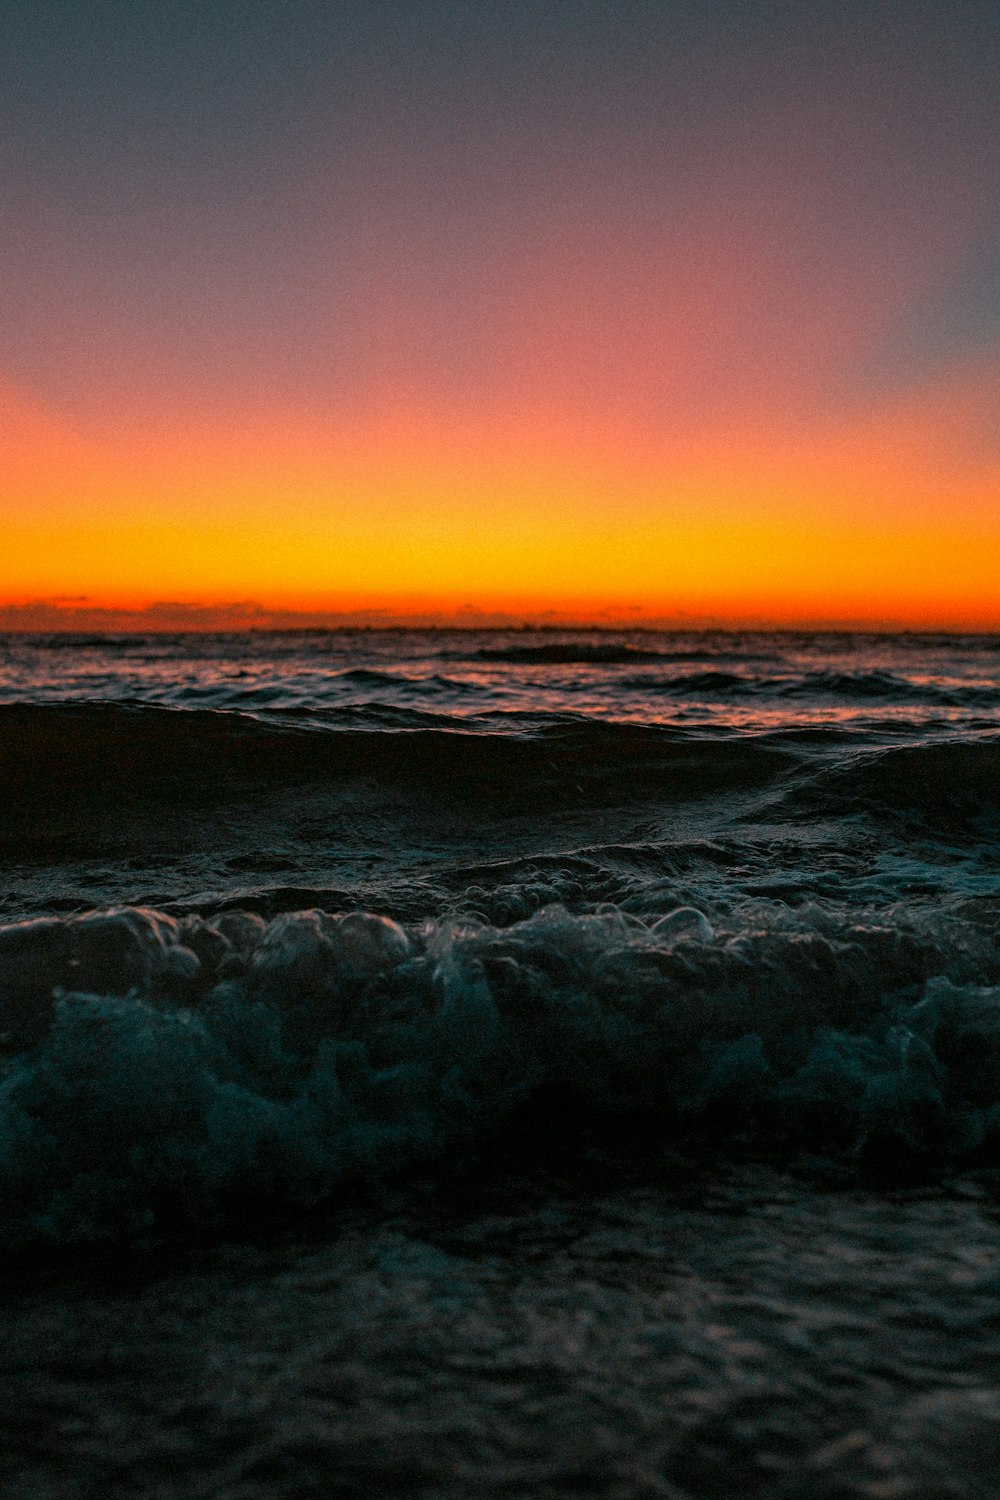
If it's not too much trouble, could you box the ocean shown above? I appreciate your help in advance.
[2,627,1000,1497]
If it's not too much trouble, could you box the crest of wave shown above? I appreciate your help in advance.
[0,899,997,1245]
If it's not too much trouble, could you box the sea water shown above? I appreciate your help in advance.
[2,629,1000,1497]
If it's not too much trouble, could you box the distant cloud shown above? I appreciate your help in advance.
[0,598,735,632]
[0,598,564,632]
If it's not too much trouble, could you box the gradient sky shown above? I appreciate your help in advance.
[2,0,1000,627]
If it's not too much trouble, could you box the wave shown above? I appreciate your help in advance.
[792,736,1000,825]
[618,668,1000,707]
[158,669,484,710]
[0,633,146,652]
[778,670,1000,707]
[324,668,476,692]
[1,898,999,1246]
[469,643,674,665]
[0,702,799,809]
[4,704,1000,849]
[620,670,756,695]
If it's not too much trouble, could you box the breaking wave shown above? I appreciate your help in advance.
[2,898,1000,1247]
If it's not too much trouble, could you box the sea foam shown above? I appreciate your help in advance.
[1,899,999,1246]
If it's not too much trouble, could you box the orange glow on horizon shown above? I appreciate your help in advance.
[3,370,1000,632]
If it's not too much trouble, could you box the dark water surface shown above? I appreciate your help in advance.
[2,629,1000,1496]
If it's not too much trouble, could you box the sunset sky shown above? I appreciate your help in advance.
[2,0,999,628]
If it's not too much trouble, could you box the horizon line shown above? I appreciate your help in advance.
[2,603,999,637]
